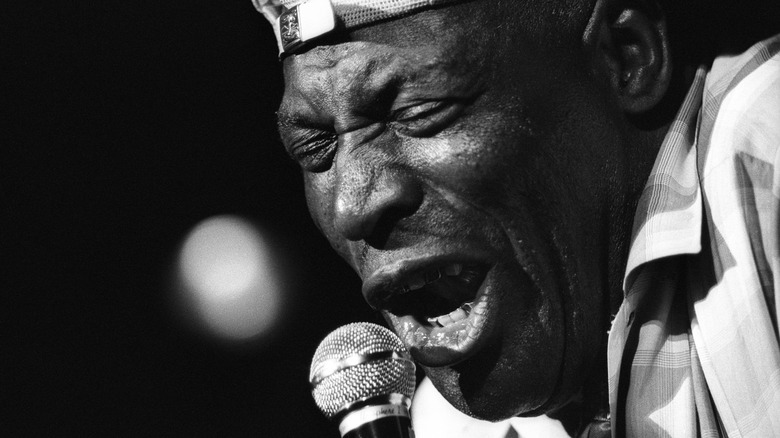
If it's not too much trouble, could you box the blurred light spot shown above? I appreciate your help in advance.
[177,215,287,341]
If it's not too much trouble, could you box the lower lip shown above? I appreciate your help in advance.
[384,274,492,367]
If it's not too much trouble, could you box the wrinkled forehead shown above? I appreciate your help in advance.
[282,41,452,90]
[280,14,478,88]
[275,4,489,125]
[277,45,483,134]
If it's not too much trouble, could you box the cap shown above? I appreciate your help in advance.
[252,0,466,57]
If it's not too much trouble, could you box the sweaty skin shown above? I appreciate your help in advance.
[277,0,665,427]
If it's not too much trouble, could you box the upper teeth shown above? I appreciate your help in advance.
[402,263,463,293]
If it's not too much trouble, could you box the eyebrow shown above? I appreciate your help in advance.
[275,111,302,129]
[275,112,324,133]
[274,53,469,135]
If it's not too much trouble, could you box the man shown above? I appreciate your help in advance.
[253,0,780,436]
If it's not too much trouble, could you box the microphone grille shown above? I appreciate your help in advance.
[310,322,416,418]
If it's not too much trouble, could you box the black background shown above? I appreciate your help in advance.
[5,1,381,436]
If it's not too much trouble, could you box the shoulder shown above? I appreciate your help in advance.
[711,42,780,166]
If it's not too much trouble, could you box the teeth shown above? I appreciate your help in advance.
[402,269,440,293]
[436,313,454,326]
[401,264,465,293]
[447,307,468,323]
[399,263,475,323]
[426,300,474,327]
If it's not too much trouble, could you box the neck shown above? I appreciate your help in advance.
[608,55,697,310]
[555,78,692,436]
[547,343,610,436]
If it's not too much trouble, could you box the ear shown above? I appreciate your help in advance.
[584,0,672,114]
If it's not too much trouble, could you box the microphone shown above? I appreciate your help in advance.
[310,322,417,438]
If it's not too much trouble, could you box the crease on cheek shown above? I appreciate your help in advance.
[304,173,343,247]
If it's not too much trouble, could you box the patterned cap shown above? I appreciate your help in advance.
[252,0,465,56]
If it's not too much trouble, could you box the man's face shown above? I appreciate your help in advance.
[278,0,628,420]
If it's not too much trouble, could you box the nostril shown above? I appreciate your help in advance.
[364,205,415,248]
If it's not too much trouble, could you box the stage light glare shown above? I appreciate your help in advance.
[178,215,285,341]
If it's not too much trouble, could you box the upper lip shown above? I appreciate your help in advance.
[361,250,492,311]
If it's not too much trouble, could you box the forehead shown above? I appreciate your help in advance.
[277,5,491,125]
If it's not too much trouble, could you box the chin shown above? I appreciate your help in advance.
[420,304,566,423]
[422,363,549,422]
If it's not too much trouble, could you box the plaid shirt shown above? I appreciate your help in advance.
[608,35,780,438]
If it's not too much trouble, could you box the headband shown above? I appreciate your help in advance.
[252,0,464,56]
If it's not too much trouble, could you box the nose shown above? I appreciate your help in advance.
[333,158,422,243]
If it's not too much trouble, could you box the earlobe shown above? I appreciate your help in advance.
[585,0,672,115]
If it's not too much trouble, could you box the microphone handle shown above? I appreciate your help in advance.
[343,415,413,438]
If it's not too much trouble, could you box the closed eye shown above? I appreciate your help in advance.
[389,100,465,137]
[282,127,338,173]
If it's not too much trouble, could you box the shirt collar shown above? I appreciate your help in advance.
[622,35,780,294]
[622,68,708,293]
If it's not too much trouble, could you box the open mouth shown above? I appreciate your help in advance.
[385,263,487,328]
[366,259,493,367]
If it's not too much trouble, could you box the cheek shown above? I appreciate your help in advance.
[410,112,544,206]
[487,278,565,416]
[303,173,350,258]
[303,173,329,230]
